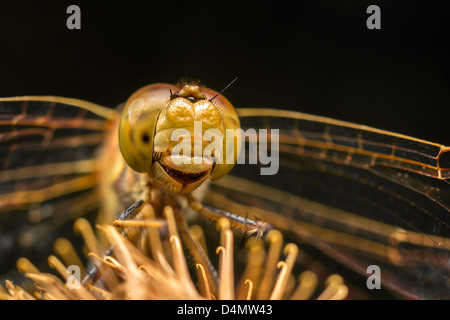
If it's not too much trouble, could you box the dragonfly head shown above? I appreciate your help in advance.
[119,82,241,193]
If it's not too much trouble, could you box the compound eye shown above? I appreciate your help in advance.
[119,83,179,173]
[141,133,150,144]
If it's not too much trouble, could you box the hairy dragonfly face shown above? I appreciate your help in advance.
[0,81,449,300]
[118,83,241,194]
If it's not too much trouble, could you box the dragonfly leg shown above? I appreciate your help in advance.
[81,247,114,286]
[186,194,273,238]
[113,199,145,234]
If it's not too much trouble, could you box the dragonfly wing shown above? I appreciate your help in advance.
[205,108,450,299]
[0,96,118,281]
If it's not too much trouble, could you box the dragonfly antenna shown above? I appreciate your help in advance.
[209,77,239,102]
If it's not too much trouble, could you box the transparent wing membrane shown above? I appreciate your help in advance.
[204,108,450,299]
[237,108,450,179]
[0,97,117,281]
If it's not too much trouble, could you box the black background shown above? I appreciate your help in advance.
[0,0,449,144]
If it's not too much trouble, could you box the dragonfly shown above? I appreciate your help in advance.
[0,80,448,299]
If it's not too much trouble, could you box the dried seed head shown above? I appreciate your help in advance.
[1,204,348,300]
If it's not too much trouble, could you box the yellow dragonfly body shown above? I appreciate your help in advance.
[0,82,449,299]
